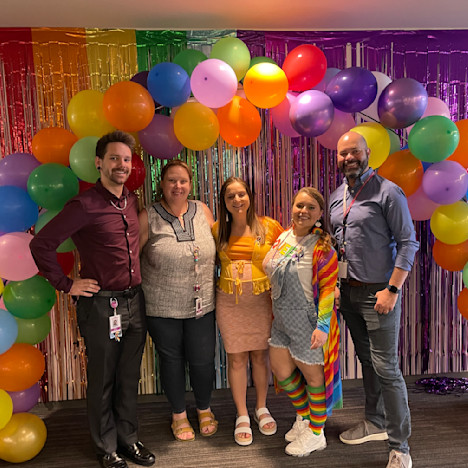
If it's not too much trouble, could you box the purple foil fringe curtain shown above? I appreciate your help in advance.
[234,30,468,378]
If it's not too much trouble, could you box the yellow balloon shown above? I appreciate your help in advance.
[0,280,3,295]
[243,63,289,109]
[173,102,219,151]
[0,413,47,463]
[67,89,115,138]
[0,390,12,430]
[430,201,468,245]
[351,122,391,168]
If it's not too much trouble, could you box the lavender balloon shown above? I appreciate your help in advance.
[422,160,468,205]
[378,78,428,129]
[0,153,41,190]
[312,67,341,93]
[8,382,41,413]
[289,90,334,138]
[325,67,377,113]
[138,114,183,160]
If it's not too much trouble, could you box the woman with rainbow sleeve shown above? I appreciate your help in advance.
[263,187,343,458]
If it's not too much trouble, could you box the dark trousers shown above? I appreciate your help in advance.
[147,311,216,413]
[76,289,147,455]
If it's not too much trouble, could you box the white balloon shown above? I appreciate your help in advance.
[360,71,392,122]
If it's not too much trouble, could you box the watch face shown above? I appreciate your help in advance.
[387,284,399,293]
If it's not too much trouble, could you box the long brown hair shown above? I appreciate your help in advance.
[292,187,334,252]
[216,177,265,251]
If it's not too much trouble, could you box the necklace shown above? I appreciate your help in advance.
[110,198,127,211]
[163,200,188,219]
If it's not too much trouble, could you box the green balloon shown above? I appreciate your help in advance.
[27,163,79,210]
[408,115,460,163]
[386,129,401,155]
[35,210,76,253]
[210,36,251,81]
[15,314,51,345]
[463,262,468,288]
[173,49,207,76]
[3,275,56,319]
[69,136,100,183]
[249,56,277,70]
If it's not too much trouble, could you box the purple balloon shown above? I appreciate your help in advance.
[422,160,468,205]
[378,78,428,129]
[0,153,41,190]
[8,382,41,413]
[138,114,183,160]
[289,90,334,138]
[325,67,377,113]
[130,71,149,89]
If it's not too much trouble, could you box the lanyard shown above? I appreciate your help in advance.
[340,172,375,258]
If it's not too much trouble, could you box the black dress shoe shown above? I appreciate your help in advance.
[97,452,128,468]
[117,441,155,466]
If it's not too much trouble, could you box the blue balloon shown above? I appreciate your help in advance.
[325,67,377,113]
[0,185,38,233]
[147,62,191,108]
[0,308,18,354]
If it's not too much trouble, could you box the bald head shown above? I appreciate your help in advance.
[336,131,371,185]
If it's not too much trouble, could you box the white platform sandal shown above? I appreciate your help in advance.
[254,407,277,436]
[234,415,253,446]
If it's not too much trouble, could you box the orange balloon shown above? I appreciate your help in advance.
[0,343,45,392]
[432,239,468,271]
[243,63,289,109]
[31,128,78,166]
[378,149,423,197]
[217,95,262,147]
[103,81,155,132]
[448,119,468,168]
[457,287,468,320]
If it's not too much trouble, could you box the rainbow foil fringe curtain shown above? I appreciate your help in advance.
[0,28,467,402]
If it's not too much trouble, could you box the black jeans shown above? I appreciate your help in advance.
[147,311,216,413]
[77,289,147,455]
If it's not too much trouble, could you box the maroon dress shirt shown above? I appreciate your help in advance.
[30,180,141,293]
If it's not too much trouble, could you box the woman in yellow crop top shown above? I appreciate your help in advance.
[212,177,283,446]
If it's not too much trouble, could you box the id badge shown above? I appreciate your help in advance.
[338,260,348,279]
[109,297,122,341]
[195,297,203,318]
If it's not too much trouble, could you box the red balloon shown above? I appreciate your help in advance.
[79,180,95,193]
[57,251,75,275]
[124,153,146,192]
[282,44,327,92]
[457,288,468,320]
[0,343,45,392]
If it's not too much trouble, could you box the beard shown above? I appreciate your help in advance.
[341,156,369,180]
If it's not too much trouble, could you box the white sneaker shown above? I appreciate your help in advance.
[285,427,327,457]
[386,450,413,468]
[285,415,310,442]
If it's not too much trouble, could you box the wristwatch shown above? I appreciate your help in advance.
[386,284,400,294]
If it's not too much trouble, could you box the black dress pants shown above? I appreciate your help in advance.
[77,289,147,455]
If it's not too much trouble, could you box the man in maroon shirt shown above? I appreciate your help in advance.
[30,131,155,468]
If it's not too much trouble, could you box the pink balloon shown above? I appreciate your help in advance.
[271,92,300,138]
[406,96,451,134]
[138,114,183,160]
[191,59,238,108]
[407,185,440,221]
[0,233,38,281]
[317,109,356,150]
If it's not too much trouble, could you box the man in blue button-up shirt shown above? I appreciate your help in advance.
[329,131,419,468]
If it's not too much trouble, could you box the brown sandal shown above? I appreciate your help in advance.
[171,418,195,442]
[198,410,218,437]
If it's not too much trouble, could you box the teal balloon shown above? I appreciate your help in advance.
[27,163,79,210]
[249,56,277,69]
[0,309,18,354]
[463,262,468,288]
[35,210,76,253]
[408,115,460,163]
[173,49,208,76]
[15,314,51,345]
[386,129,401,155]
[3,275,56,319]
[69,136,100,183]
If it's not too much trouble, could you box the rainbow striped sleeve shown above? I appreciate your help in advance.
[313,245,338,334]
